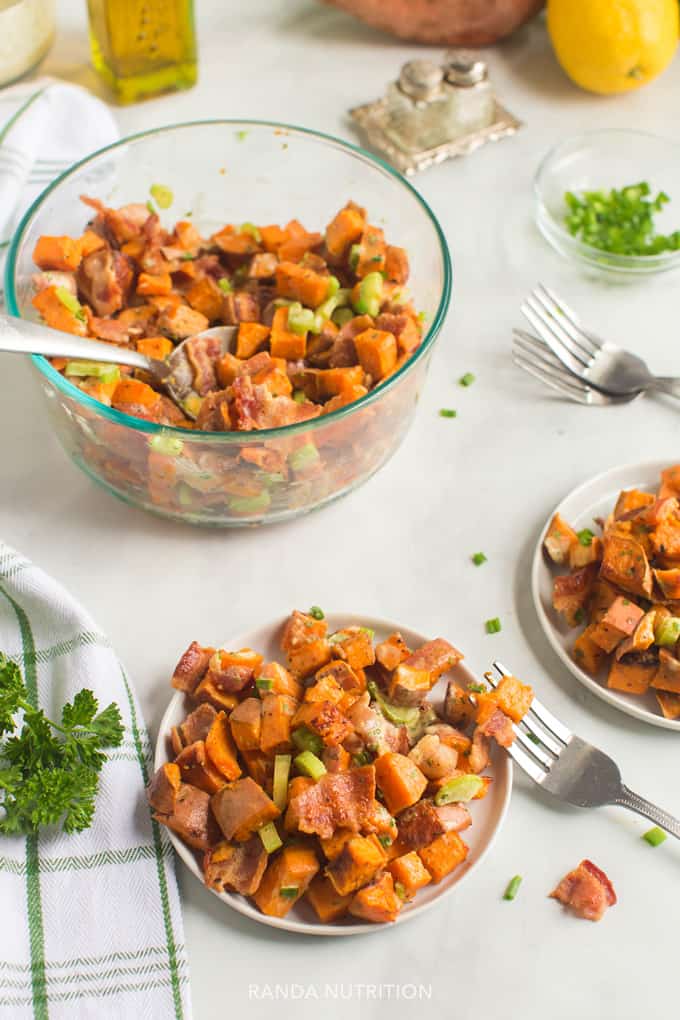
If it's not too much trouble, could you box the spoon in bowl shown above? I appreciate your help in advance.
[0,312,237,419]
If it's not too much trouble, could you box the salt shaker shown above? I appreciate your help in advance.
[441,51,496,139]
[383,60,449,151]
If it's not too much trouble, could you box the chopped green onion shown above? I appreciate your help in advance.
[217,277,233,294]
[235,129,249,142]
[434,774,484,805]
[294,750,326,781]
[228,491,271,514]
[179,252,196,261]
[394,881,407,901]
[642,826,667,847]
[467,682,487,694]
[459,372,475,387]
[360,627,374,639]
[64,360,119,383]
[279,886,299,899]
[485,617,502,634]
[326,276,340,298]
[292,389,306,404]
[149,184,173,209]
[289,443,320,473]
[352,271,383,318]
[309,606,325,621]
[272,755,292,812]
[377,833,392,848]
[255,676,274,693]
[439,409,457,419]
[146,199,156,215]
[352,750,372,767]
[655,616,680,648]
[563,182,680,257]
[240,221,262,242]
[258,821,282,854]
[291,726,323,756]
[149,434,184,456]
[349,243,361,270]
[503,875,522,901]
[527,732,540,745]
[472,552,487,566]
[577,528,594,547]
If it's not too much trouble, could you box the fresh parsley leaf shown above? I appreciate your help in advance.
[0,655,24,736]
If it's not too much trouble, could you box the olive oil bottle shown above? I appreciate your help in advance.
[87,0,197,104]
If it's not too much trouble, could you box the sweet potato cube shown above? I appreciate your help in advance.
[544,513,579,564]
[589,580,620,622]
[204,836,267,896]
[32,286,88,336]
[192,676,239,713]
[205,711,242,781]
[494,674,534,723]
[291,700,353,747]
[281,609,328,650]
[388,638,461,705]
[229,698,263,752]
[614,489,655,519]
[147,762,181,815]
[113,378,159,408]
[651,649,680,694]
[260,693,298,754]
[418,830,469,883]
[157,303,209,340]
[171,641,214,693]
[241,750,273,793]
[213,229,261,257]
[569,536,603,570]
[287,638,332,679]
[356,225,386,278]
[259,661,303,700]
[326,835,386,896]
[654,568,680,600]
[655,690,680,719]
[236,321,270,359]
[155,783,219,851]
[325,205,365,257]
[659,465,680,499]
[387,851,432,899]
[329,627,375,670]
[211,777,280,842]
[186,275,225,321]
[375,633,411,672]
[572,625,608,675]
[304,674,344,706]
[276,260,329,308]
[178,703,218,747]
[552,564,598,627]
[444,681,476,727]
[136,335,174,360]
[316,659,365,694]
[589,597,644,653]
[174,740,227,795]
[319,828,354,861]
[33,235,82,272]
[306,874,353,922]
[348,871,401,923]
[137,272,172,296]
[374,752,427,816]
[269,306,306,360]
[601,533,653,599]
[608,656,657,695]
[253,844,319,917]
[353,328,397,381]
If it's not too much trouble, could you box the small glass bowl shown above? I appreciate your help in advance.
[6,120,452,527]
[534,129,680,277]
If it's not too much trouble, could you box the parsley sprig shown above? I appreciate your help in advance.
[0,654,123,835]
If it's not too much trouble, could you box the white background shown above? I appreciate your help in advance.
[2,2,680,1018]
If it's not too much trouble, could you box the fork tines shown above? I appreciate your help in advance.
[512,329,606,405]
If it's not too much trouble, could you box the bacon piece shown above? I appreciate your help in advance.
[397,800,445,850]
[195,390,232,431]
[552,563,598,627]
[32,270,77,295]
[286,765,375,839]
[476,708,515,748]
[435,803,472,833]
[82,196,152,245]
[204,837,268,896]
[171,640,213,693]
[184,334,223,395]
[88,315,131,344]
[77,248,133,317]
[178,703,218,746]
[550,859,617,921]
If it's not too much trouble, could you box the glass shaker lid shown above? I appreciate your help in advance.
[398,60,444,101]
[444,50,488,86]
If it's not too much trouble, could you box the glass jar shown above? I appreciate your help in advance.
[0,0,55,87]
[86,0,197,104]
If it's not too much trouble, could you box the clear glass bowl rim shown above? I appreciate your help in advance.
[533,128,680,272]
[5,118,453,442]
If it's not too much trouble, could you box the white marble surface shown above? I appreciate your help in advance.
[2,3,680,1018]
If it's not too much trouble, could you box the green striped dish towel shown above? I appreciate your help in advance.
[0,543,191,1019]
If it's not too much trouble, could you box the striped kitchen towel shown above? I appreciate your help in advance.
[0,542,192,1020]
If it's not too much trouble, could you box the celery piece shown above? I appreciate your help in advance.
[228,491,271,514]
[326,275,341,298]
[149,184,173,209]
[349,243,361,270]
[289,443,320,473]
[316,288,350,322]
[642,826,667,847]
[177,483,193,507]
[149,434,184,457]
[260,471,285,486]
[332,307,354,328]
[434,774,484,806]
[294,750,326,780]
[367,681,420,728]
[292,389,306,404]
[182,394,203,418]
[240,221,262,242]
[64,361,119,383]
[655,616,680,648]
[55,287,86,322]
[258,821,282,854]
[292,726,323,756]
[287,302,321,336]
[352,271,383,318]
[217,277,233,294]
[272,754,292,812]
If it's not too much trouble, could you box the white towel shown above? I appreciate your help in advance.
[0,542,192,1020]
[0,77,119,253]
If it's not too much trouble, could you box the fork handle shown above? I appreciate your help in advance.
[651,377,680,401]
[612,785,680,840]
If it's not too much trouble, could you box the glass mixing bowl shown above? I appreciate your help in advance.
[6,121,451,526]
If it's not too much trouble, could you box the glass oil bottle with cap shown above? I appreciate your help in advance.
[86,0,197,104]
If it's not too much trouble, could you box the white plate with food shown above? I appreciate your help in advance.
[532,460,680,731]
[152,610,523,935]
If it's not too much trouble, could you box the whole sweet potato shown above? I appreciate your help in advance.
[323,0,544,46]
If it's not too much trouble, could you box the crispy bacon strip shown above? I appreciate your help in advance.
[550,859,617,921]
[287,765,375,839]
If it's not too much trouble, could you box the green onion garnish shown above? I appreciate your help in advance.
[149,184,173,209]
[240,221,262,242]
[642,826,667,847]
[485,618,502,634]
[258,821,282,854]
[291,726,323,757]
[309,606,325,620]
[272,754,291,812]
[235,130,249,142]
[378,834,392,848]
[468,682,487,694]
[394,881,407,901]
[255,676,274,693]
[563,182,680,257]
[280,886,299,899]
[292,389,306,404]
[459,372,475,387]
[577,528,594,547]
[217,277,233,294]
[503,875,522,901]
[472,552,487,566]
[439,409,457,419]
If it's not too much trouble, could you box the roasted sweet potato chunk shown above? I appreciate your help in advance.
[326,834,386,896]
[291,700,353,747]
[608,652,658,695]
[553,564,598,627]
[204,837,268,895]
[348,871,401,923]
[147,762,181,815]
[229,698,262,752]
[600,533,653,599]
[154,783,219,851]
[417,830,469,883]
[306,874,353,922]
[211,777,280,841]
[253,844,319,917]
[171,641,214,694]
[174,740,227,795]
[205,711,242,781]
[544,513,579,564]
[387,851,432,899]
[651,648,680,693]
[374,752,427,816]
[589,597,644,653]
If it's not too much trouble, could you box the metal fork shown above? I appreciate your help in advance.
[521,283,680,400]
[512,329,640,406]
[487,662,680,839]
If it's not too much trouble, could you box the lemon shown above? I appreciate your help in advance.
[547,0,679,94]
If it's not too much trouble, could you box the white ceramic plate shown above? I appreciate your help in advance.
[155,612,512,935]
[532,460,680,731]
